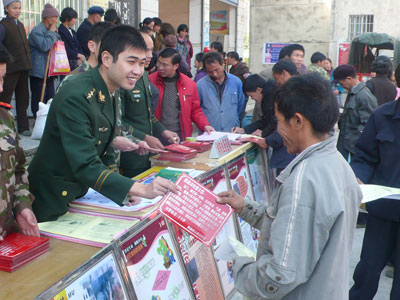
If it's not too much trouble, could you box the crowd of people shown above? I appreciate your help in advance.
[0,1,399,300]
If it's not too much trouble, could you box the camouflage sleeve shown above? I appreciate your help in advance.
[0,109,34,217]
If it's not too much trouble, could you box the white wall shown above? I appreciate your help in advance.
[140,0,159,19]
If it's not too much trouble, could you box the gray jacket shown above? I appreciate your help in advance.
[337,82,377,158]
[28,22,59,79]
[233,137,362,300]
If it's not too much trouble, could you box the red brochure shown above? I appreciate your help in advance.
[158,173,233,247]
[165,144,197,154]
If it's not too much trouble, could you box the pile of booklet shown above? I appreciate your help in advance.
[0,232,49,272]
[181,141,212,152]
[158,144,198,162]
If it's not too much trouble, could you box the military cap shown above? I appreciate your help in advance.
[88,6,104,16]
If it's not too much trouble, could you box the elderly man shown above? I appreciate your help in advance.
[218,73,362,299]
[77,6,104,57]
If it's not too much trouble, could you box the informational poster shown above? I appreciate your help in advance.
[120,216,193,300]
[173,225,224,300]
[263,43,291,64]
[199,168,237,297]
[210,10,228,35]
[338,42,350,66]
[48,252,128,300]
[246,147,269,204]
[108,0,139,26]
[227,157,259,254]
[159,173,233,247]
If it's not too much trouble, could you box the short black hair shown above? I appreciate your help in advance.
[275,73,339,134]
[279,45,291,60]
[243,74,267,92]
[272,59,298,75]
[203,51,223,66]
[287,44,305,57]
[104,8,118,24]
[98,25,146,65]
[371,56,393,75]
[227,51,240,61]
[210,41,224,54]
[311,51,326,64]
[159,48,181,65]
[177,24,188,33]
[60,7,77,23]
[153,17,162,26]
[159,23,175,37]
[139,26,152,35]
[333,64,357,80]
[89,21,114,44]
[140,17,153,28]
[195,52,204,63]
[0,43,12,64]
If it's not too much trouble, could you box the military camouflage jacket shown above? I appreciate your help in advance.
[0,105,34,237]
[307,64,330,80]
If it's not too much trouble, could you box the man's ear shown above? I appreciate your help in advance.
[101,51,113,69]
[173,63,179,72]
[87,40,96,53]
[294,112,304,128]
[256,87,263,93]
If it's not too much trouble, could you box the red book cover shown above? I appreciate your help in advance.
[165,144,197,154]
[158,151,197,162]
[181,141,212,153]
[0,233,49,263]
[158,173,233,246]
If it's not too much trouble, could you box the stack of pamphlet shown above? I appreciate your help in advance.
[158,144,197,161]
[0,233,49,272]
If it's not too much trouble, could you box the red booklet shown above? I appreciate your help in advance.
[0,233,49,272]
[159,173,233,246]
[165,144,197,154]
[181,141,212,153]
[159,144,198,161]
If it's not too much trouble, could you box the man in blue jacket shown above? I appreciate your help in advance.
[197,52,245,132]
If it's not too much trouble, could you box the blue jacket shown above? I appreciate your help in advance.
[28,23,59,79]
[58,24,83,70]
[351,100,400,221]
[197,73,245,132]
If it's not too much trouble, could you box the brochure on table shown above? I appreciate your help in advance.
[227,156,260,254]
[245,147,270,204]
[36,245,133,300]
[172,224,224,300]
[198,167,239,298]
[118,215,194,300]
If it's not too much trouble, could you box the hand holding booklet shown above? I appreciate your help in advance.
[158,173,233,246]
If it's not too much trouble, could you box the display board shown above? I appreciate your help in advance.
[198,167,238,298]
[245,147,270,204]
[119,215,194,300]
[36,245,132,300]
[173,224,224,300]
[226,156,259,254]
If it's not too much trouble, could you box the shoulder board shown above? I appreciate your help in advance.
[0,102,13,109]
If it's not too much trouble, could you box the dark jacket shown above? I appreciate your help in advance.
[244,82,276,137]
[366,75,397,106]
[0,17,32,73]
[351,100,400,221]
[58,24,83,70]
[229,61,250,84]
[29,67,134,222]
[76,18,92,57]
[337,82,377,158]
[265,130,296,169]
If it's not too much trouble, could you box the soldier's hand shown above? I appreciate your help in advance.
[144,135,165,150]
[126,196,142,206]
[113,136,140,152]
[136,141,151,155]
[16,208,40,237]
[162,130,180,144]
[130,177,179,199]
[217,190,245,214]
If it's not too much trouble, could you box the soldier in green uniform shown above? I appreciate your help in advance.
[120,30,179,178]
[0,44,39,240]
[29,26,177,222]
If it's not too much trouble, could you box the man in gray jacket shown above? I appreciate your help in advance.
[218,73,362,300]
[334,64,378,161]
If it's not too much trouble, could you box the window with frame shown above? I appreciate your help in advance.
[348,14,374,41]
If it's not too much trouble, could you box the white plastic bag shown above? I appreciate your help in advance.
[31,99,52,140]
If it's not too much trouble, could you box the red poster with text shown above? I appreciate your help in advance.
[338,43,350,66]
[159,173,233,247]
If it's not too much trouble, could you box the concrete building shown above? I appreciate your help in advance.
[250,0,399,74]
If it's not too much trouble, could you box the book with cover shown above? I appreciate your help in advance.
[0,232,49,272]
[181,141,212,153]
